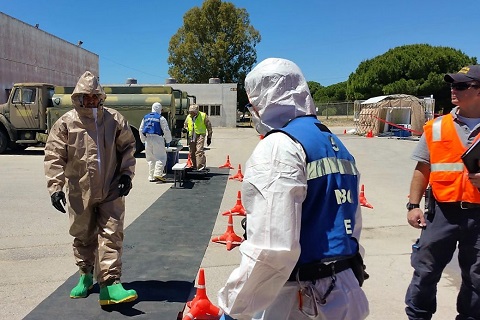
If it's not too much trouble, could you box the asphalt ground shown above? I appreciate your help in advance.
[24,167,229,320]
[0,126,459,319]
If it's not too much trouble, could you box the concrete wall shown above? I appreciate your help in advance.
[169,83,238,128]
[0,13,99,103]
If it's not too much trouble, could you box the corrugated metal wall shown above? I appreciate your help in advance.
[0,12,99,103]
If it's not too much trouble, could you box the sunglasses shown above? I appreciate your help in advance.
[450,83,480,91]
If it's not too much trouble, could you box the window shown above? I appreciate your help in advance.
[198,104,221,116]
[22,88,36,103]
[210,105,221,116]
[12,87,36,103]
[12,88,21,103]
[47,88,55,108]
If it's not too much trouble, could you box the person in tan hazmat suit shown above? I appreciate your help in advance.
[44,71,138,305]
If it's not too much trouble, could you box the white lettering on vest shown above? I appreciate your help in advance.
[329,136,340,152]
[334,189,352,204]
[344,219,353,234]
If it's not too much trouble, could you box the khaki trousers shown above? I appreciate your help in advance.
[188,134,206,169]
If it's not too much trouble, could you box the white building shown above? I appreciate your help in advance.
[167,78,238,128]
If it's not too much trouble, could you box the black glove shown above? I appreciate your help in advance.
[241,217,247,240]
[207,137,212,146]
[182,128,188,133]
[118,175,132,197]
[51,191,66,213]
[350,251,368,287]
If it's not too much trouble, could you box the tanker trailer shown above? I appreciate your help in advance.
[50,85,177,154]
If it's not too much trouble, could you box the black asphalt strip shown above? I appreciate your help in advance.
[25,168,229,320]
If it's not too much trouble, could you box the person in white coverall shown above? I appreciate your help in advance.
[139,102,172,182]
[218,58,369,320]
[44,71,138,306]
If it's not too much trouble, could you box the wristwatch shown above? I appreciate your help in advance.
[406,202,420,211]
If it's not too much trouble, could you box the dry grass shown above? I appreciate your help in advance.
[318,116,355,127]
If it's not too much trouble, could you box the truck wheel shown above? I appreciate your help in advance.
[0,131,8,154]
[131,127,144,155]
[10,143,28,151]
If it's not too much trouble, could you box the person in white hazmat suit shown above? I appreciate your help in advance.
[218,58,369,320]
[139,102,172,182]
[44,71,138,306]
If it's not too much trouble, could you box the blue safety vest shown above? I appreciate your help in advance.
[142,112,163,136]
[272,115,360,264]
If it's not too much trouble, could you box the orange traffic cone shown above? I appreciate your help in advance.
[186,153,193,168]
[366,130,374,138]
[344,129,347,134]
[359,184,373,209]
[183,268,222,320]
[229,164,244,182]
[219,155,234,169]
[222,191,246,216]
[211,214,243,251]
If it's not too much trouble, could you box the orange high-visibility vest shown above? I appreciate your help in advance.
[425,113,480,203]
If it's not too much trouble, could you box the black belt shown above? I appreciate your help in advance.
[458,202,480,209]
[288,259,351,282]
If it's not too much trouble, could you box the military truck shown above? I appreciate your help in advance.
[0,83,55,153]
[0,83,184,154]
[172,89,196,137]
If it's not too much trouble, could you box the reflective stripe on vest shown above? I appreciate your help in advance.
[426,114,480,203]
[432,116,442,142]
[307,157,359,180]
[430,163,464,172]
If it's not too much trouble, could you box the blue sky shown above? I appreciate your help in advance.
[2,1,479,86]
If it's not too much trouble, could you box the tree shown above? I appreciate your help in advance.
[346,44,477,111]
[314,82,347,103]
[307,81,323,98]
[168,0,261,86]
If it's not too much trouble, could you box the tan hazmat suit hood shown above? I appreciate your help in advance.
[71,71,107,108]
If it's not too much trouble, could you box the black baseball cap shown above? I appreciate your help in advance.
[444,65,480,83]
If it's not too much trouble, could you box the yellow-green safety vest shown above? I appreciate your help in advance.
[186,112,207,135]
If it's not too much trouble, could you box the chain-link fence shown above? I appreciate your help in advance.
[237,101,357,127]
[315,101,355,119]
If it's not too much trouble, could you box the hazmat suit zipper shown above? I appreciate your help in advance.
[92,108,101,175]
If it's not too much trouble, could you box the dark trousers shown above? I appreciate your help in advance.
[405,202,480,320]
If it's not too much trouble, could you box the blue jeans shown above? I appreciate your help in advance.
[405,202,480,320]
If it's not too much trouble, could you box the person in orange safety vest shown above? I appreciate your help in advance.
[405,65,480,319]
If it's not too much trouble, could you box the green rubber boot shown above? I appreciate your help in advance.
[99,282,138,306]
[70,273,94,298]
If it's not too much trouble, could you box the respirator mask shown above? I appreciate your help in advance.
[246,103,272,136]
